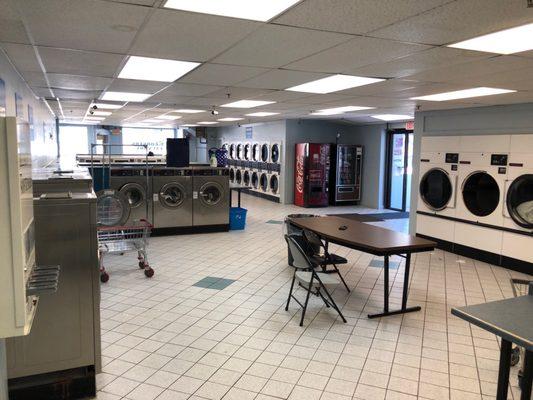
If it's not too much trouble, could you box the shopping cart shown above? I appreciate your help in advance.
[97,219,154,282]
[510,278,533,391]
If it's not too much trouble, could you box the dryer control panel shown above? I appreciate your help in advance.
[491,154,508,166]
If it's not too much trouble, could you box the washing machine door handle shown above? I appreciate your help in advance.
[502,179,510,218]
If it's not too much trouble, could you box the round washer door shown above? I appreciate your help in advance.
[236,169,242,184]
[271,144,280,163]
[237,144,243,160]
[199,182,223,206]
[229,168,235,182]
[260,173,268,192]
[96,190,130,226]
[243,170,250,186]
[159,183,186,208]
[419,168,453,211]
[252,144,260,161]
[270,175,279,194]
[119,183,145,209]
[506,174,533,229]
[462,171,500,217]
[252,172,259,189]
[261,144,269,162]
[229,144,236,159]
[244,144,251,160]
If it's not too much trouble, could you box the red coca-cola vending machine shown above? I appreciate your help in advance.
[294,143,331,207]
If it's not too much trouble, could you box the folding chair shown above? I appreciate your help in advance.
[284,234,347,326]
[302,229,351,292]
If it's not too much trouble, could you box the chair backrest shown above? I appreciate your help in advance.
[302,230,323,255]
[285,234,313,270]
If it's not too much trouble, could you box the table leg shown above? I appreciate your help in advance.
[238,190,242,208]
[521,350,533,400]
[496,339,512,400]
[230,189,233,208]
[368,253,421,319]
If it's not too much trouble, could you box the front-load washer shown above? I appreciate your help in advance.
[269,172,280,198]
[416,136,460,242]
[192,168,230,226]
[270,142,281,164]
[110,167,150,225]
[252,142,261,162]
[259,171,269,194]
[502,134,533,264]
[454,135,511,254]
[152,168,193,228]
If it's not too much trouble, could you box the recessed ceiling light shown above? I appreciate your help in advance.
[164,0,301,22]
[182,124,199,127]
[156,115,182,120]
[246,112,280,117]
[143,119,162,123]
[84,116,105,121]
[174,109,205,114]
[102,91,152,102]
[91,102,124,109]
[286,74,384,94]
[411,87,516,101]
[197,121,218,125]
[311,106,374,116]
[118,56,200,82]
[217,117,244,122]
[91,111,112,116]
[371,114,413,121]
[221,100,276,108]
[448,23,533,54]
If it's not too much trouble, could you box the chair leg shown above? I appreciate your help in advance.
[333,264,350,292]
[300,274,314,326]
[286,271,296,311]
[314,274,347,323]
[316,289,330,308]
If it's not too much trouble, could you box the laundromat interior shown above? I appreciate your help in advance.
[1,1,533,400]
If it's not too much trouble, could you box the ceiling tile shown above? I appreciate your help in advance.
[21,71,46,87]
[371,0,533,46]
[236,69,329,90]
[207,87,276,100]
[38,47,124,77]
[252,90,314,103]
[286,36,429,73]
[213,24,352,68]
[53,89,102,100]
[30,86,54,98]
[0,43,42,73]
[105,0,156,5]
[0,0,30,44]
[131,9,258,61]
[179,63,269,86]
[47,73,113,91]
[18,0,149,53]
[106,79,169,93]
[273,0,452,35]
[155,82,222,97]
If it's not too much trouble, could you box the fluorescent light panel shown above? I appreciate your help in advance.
[156,115,182,120]
[143,119,162,123]
[84,116,105,121]
[411,87,516,101]
[182,124,199,127]
[246,112,280,117]
[91,102,124,109]
[164,0,300,22]
[371,114,413,121]
[218,117,244,122]
[286,74,384,94]
[102,91,152,102]
[119,56,200,82]
[197,121,218,125]
[311,106,374,116]
[221,100,276,108]
[449,23,533,54]
[174,109,205,114]
[92,111,112,116]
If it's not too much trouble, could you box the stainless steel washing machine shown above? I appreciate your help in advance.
[192,168,230,226]
[109,167,150,225]
[152,168,193,228]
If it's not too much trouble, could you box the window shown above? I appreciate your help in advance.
[121,128,176,155]
[59,125,89,168]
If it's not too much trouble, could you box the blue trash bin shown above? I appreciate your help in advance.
[230,207,247,230]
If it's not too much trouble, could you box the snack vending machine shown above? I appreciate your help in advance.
[294,143,331,207]
[329,144,363,205]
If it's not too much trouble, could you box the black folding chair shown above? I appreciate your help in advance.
[284,234,347,327]
[302,230,351,292]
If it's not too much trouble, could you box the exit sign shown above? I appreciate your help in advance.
[405,121,414,130]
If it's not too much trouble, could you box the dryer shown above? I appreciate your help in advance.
[242,169,251,187]
[109,167,150,225]
[260,142,270,163]
[259,171,270,194]
[270,141,281,164]
[236,143,244,161]
[502,134,533,264]
[228,143,237,160]
[268,172,280,198]
[454,135,510,254]
[243,142,252,162]
[235,168,243,185]
[251,170,260,192]
[416,136,460,242]
[229,167,236,183]
[192,168,230,226]
[152,168,193,228]
[252,142,261,162]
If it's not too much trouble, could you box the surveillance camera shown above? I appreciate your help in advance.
[89,110,94,115]
[211,110,219,116]
[92,105,98,110]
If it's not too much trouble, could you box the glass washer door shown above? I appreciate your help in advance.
[159,183,186,208]
[271,144,280,163]
[261,144,269,162]
[199,182,223,206]
[506,173,533,228]
[419,168,453,211]
[270,175,279,194]
[462,171,500,217]
[119,183,145,209]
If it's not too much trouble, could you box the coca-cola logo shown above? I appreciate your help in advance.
[296,155,304,194]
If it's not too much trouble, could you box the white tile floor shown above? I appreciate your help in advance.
[95,194,530,400]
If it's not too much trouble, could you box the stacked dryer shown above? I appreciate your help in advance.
[268,141,281,199]
[416,136,460,243]
[502,134,533,265]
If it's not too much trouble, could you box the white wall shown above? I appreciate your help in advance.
[409,103,533,234]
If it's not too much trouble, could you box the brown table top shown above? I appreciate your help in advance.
[288,216,436,256]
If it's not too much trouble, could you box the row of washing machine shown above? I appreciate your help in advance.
[416,134,533,266]
[223,141,281,163]
[101,166,230,229]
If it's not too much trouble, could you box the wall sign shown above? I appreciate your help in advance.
[405,121,414,130]
[245,126,253,139]
[15,93,23,118]
[0,78,5,117]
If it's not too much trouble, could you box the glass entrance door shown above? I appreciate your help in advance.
[386,130,414,211]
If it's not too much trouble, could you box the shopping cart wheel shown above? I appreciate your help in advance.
[100,272,109,283]
[144,267,154,278]
[138,261,145,269]
[511,347,520,366]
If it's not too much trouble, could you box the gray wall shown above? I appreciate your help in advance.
[409,103,533,234]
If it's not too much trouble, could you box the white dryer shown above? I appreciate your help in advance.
[242,169,251,187]
[416,136,460,242]
[268,172,280,198]
[243,142,252,161]
[454,135,511,254]
[251,170,260,192]
[228,143,236,160]
[234,168,244,185]
[236,143,244,161]
[502,134,533,264]
[229,167,236,183]
[260,142,270,163]
[252,142,261,162]
[270,142,281,164]
[259,171,270,194]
